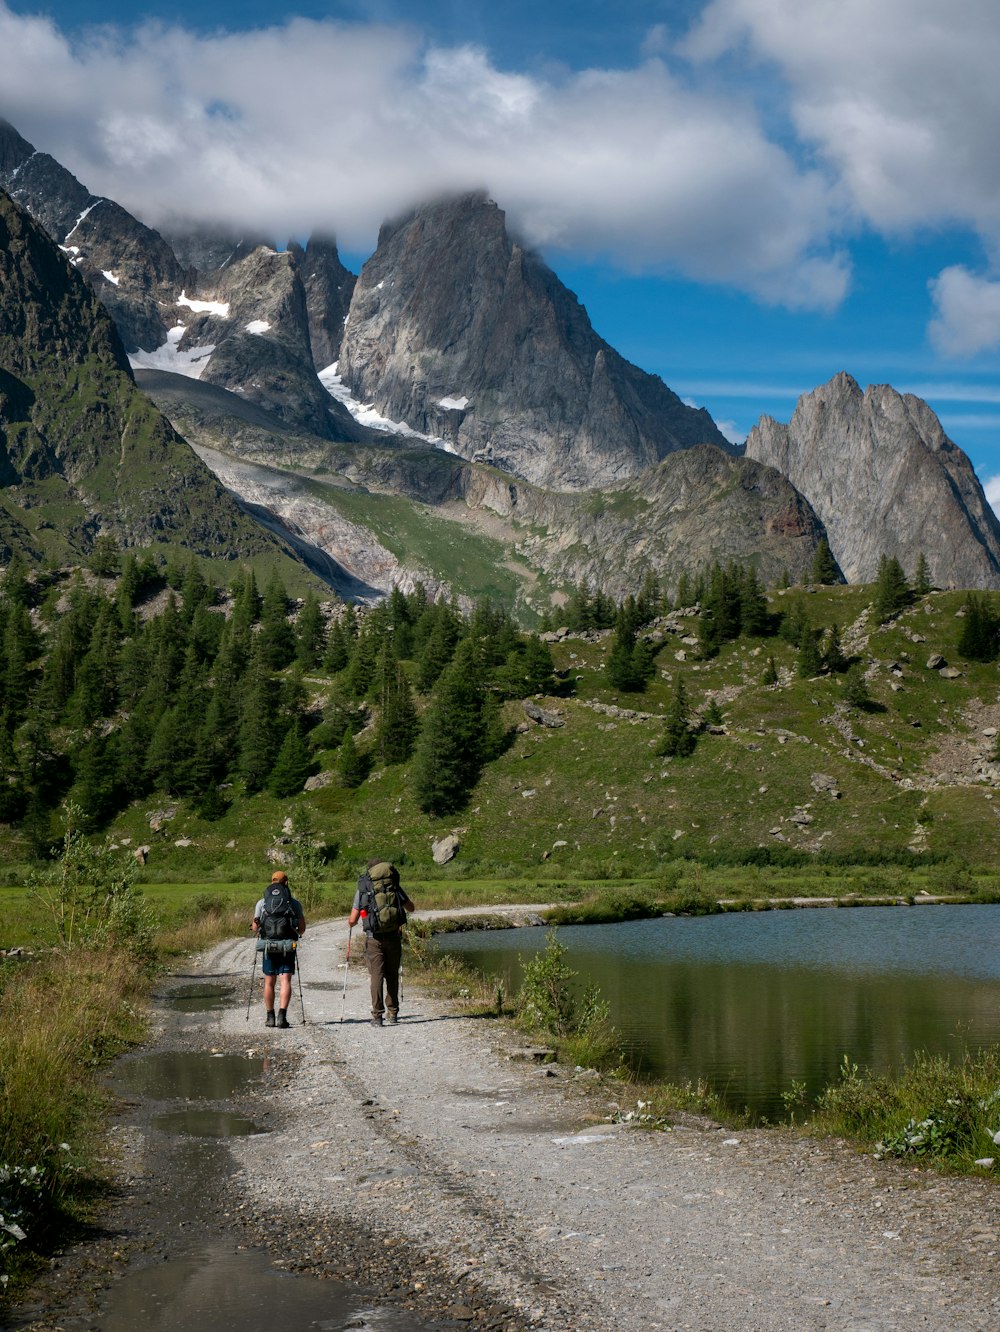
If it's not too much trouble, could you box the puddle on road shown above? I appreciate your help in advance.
[152,1109,267,1137]
[96,1241,430,1330]
[162,984,236,1013]
[114,1051,264,1101]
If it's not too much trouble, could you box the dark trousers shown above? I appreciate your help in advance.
[365,931,402,1017]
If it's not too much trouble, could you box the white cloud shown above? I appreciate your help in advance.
[0,5,847,309]
[982,472,1000,518]
[682,0,1000,242]
[927,266,1000,357]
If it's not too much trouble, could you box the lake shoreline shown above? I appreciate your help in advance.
[14,911,1000,1331]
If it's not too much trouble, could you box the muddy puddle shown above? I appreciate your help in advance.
[161,983,236,1012]
[114,1050,265,1100]
[95,1239,432,1330]
[152,1108,267,1137]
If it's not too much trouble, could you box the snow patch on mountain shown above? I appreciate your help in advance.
[64,201,100,243]
[245,319,271,334]
[317,362,456,452]
[177,291,230,317]
[128,323,215,379]
[102,270,120,286]
[439,396,469,411]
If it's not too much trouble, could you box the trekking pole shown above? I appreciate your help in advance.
[399,940,404,1007]
[340,924,353,1024]
[295,941,306,1025]
[245,943,258,1022]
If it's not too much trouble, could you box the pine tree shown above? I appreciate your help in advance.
[268,721,314,797]
[658,676,696,758]
[842,662,873,710]
[796,624,823,679]
[322,617,351,674]
[823,622,848,673]
[238,646,281,793]
[739,565,771,637]
[957,593,999,662]
[762,654,779,686]
[335,724,368,789]
[416,604,462,692]
[412,640,488,815]
[912,552,933,597]
[810,538,839,585]
[605,625,642,690]
[872,555,912,623]
[294,592,326,669]
[374,653,419,766]
[258,571,294,669]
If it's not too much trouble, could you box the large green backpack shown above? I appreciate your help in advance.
[364,862,405,935]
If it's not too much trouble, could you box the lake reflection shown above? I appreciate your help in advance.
[437,905,1000,1119]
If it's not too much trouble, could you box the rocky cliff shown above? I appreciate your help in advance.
[0,187,309,572]
[139,369,827,604]
[744,373,1000,588]
[0,120,359,440]
[337,192,732,491]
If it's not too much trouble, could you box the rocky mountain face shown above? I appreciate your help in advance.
[0,186,309,572]
[337,193,732,490]
[0,119,357,441]
[138,369,826,606]
[744,373,1000,588]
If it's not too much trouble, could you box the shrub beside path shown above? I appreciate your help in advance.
[203,913,1000,1331]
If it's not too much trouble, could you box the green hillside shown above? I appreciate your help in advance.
[4,565,1000,891]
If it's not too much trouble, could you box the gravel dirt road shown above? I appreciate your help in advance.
[11,909,1000,1331]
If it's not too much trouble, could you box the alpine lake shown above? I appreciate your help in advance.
[435,903,1000,1120]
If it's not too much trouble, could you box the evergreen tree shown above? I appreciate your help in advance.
[739,566,771,636]
[658,676,696,758]
[268,721,314,797]
[823,622,849,673]
[323,614,352,674]
[872,555,912,623]
[335,725,368,789]
[778,599,808,646]
[375,654,419,765]
[842,662,873,710]
[87,533,121,578]
[412,640,488,815]
[258,571,294,669]
[957,593,999,662]
[416,604,462,692]
[762,654,779,686]
[294,592,326,670]
[796,623,823,679]
[912,552,933,597]
[605,624,643,690]
[810,537,839,585]
[238,646,281,793]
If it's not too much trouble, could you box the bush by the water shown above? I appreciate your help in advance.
[811,1049,1000,1172]
[516,930,621,1070]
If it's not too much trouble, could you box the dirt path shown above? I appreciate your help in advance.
[200,913,1000,1332]
[12,910,1000,1331]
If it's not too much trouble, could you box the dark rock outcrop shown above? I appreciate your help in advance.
[289,234,357,371]
[0,186,308,571]
[338,192,732,491]
[745,373,1000,588]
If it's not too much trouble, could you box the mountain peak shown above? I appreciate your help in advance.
[747,373,1000,587]
[339,189,732,490]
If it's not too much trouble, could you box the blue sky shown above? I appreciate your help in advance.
[3,0,1000,492]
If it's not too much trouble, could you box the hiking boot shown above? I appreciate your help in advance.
[277,1010,290,1029]
[370,1016,383,1026]
[386,1014,398,1025]
[265,1011,276,1028]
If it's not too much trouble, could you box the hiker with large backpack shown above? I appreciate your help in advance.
[347,860,415,1026]
[251,870,306,1028]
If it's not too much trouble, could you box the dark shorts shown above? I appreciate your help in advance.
[261,949,296,976]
